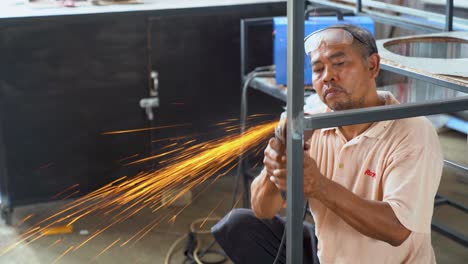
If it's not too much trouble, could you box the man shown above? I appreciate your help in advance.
[212,24,443,263]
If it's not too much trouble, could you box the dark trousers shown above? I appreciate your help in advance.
[211,208,319,264]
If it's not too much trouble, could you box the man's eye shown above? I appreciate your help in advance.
[334,62,345,66]
[313,68,323,73]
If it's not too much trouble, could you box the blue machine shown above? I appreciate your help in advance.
[274,16,375,85]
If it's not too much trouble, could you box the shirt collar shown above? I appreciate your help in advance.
[320,91,399,139]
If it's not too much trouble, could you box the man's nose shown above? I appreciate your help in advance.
[321,66,336,82]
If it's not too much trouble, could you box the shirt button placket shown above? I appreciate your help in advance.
[337,146,347,172]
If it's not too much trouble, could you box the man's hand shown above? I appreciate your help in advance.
[264,137,287,190]
[267,139,326,200]
[303,149,327,199]
[250,137,286,219]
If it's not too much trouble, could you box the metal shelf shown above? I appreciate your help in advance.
[249,77,314,101]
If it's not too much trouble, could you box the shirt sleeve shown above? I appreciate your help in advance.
[382,145,443,233]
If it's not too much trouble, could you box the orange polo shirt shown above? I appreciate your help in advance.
[307,92,443,263]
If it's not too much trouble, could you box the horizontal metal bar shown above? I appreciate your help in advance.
[434,198,448,206]
[362,9,443,32]
[305,96,468,130]
[435,194,468,213]
[249,77,315,102]
[447,200,468,213]
[381,64,468,94]
[337,0,468,26]
[242,16,275,25]
[250,77,287,101]
[432,221,468,247]
[444,160,468,175]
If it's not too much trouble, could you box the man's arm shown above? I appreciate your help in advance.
[250,138,286,219]
[250,168,284,219]
[270,152,411,246]
[315,177,411,247]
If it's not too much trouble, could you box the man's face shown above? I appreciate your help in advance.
[309,37,377,111]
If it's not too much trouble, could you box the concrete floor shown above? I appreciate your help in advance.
[0,130,466,264]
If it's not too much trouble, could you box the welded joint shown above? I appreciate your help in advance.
[289,110,304,141]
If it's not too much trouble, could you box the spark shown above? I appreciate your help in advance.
[120,211,173,247]
[123,148,184,166]
[60,190,80,201]
[117,154,140,163]
[92,238,121,260]
[160,142,179,150]
[74,224,114,251]
[199,196,227,228]
[50,184,79,200]
[247,113,276,119]
[1,117,277,260]
[0,227,41,255]
[38,162,54,170]
[101,123,191,135]
[151,135,189,143]
[47,238,63,249]
[52,246,74,264]
[215,121,231,126]
[14,214,35,228]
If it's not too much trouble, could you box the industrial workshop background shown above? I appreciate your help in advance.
[0,0,466,263]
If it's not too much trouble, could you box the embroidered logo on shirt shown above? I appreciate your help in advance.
[364,169,376,178]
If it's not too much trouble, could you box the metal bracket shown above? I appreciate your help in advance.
[140,70,160,121]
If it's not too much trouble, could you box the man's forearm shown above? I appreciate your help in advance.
[250,169,284,219]
[314,177,411,246]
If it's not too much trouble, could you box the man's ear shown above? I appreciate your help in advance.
[367,53,380,78]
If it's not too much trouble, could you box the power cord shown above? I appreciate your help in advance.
[165,218,227,264]
[238,66,276,206]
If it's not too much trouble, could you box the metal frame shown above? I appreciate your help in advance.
[445,0,454,32]
[321,0,467,26]
[432,194,468,247]
[285,0,468,256]
[286,1,305,262]
[308,0,467,33]
[240,17,274,79]
[239,0,468,260]
[0,111,11,225]
[379,61,468,94]
[304,96,468,130]
[253,0,468,259]
[444,160,468,175]
[247,76,468,252]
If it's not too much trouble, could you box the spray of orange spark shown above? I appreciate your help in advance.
[0,119,277,260]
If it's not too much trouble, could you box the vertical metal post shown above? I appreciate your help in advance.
[286,0,305,263]
[445,0,453,31]
[356,0,362,13]
[240,19,247,79]
[0,111,12,225]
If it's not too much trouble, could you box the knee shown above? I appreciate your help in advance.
[211,208,257,246]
